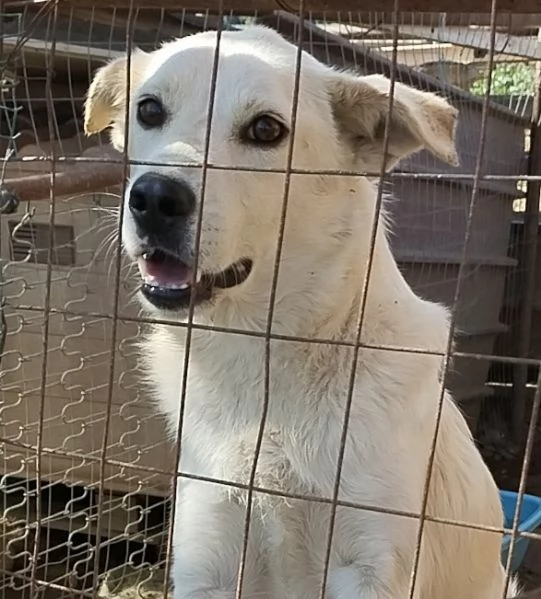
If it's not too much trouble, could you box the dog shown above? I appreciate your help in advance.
[85,25,517,599]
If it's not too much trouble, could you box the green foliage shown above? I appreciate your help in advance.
[470,62,535,97]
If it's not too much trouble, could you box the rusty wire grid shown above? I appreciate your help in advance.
[0,1,540,598]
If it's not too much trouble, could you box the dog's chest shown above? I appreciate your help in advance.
[150,328,294,442]
[147,324,430,516]
[147,325,351,485]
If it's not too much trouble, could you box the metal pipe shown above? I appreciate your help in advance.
[0,145,123,211]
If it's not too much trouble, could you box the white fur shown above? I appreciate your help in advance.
[86,26,517,599]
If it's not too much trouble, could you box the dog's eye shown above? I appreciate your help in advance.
[137,97,167,129]
[245,115,286,145]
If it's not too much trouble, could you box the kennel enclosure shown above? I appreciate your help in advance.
[0,10,530,496]
[0,1,540,597]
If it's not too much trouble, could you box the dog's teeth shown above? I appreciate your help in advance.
[141,276,190,291]
[143,275,159,286]
[196,269,202,283]
[163,282,190,290]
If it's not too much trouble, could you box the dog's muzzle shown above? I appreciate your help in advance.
[129,173,253,311]
[129,173,196,236]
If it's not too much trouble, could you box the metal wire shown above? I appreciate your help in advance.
[235,5,305,597]
[9,303,541,369]
[407,1,500,595]
[89,4,137,598]
[161,5,224,598]
[318,2,400,596]
[503,366,541,596]
[0,5,540,599]
[29,4,58,598]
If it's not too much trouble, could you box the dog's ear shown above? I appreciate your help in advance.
[328,72,459,171]
[84,50,148,149]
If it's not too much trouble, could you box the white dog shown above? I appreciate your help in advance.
[85,25,516,599]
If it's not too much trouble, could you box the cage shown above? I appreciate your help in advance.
[0,1,539,598]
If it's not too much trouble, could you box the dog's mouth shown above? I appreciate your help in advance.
[137,248,253,311]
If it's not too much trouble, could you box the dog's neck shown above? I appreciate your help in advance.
[301,230,419,348]
[206,214,419,351]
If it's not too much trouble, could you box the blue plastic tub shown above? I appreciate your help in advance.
[500,490,541,572]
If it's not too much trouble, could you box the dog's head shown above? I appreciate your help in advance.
[85,26,458,320]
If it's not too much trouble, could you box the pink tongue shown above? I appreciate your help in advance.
[141,255,193,286]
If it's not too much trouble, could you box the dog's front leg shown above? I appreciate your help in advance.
[327,563,410,599]
[319,506,415,599]
[171,479,270,599]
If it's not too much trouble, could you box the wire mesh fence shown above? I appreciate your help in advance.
[0,1,540,598]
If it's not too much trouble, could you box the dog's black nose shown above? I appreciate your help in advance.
[129,173,195,232]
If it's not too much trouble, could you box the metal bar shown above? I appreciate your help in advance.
[504,367,541,594]
[235,4,305,597]
[161,5,224,599]
[0,149,123,204]
[6,0,540,15]
[318,2,400,596]
[4,154,539,181]
[88,4,136,597]
[10,302,541,366]
[2,436,541,543]
[512,27,541,445]
[407,0,499,595]
[29,4,57,598]
[339,12,541,28]
[13,4,541,34]
[0,34,124,60]
[384,24,541,60]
